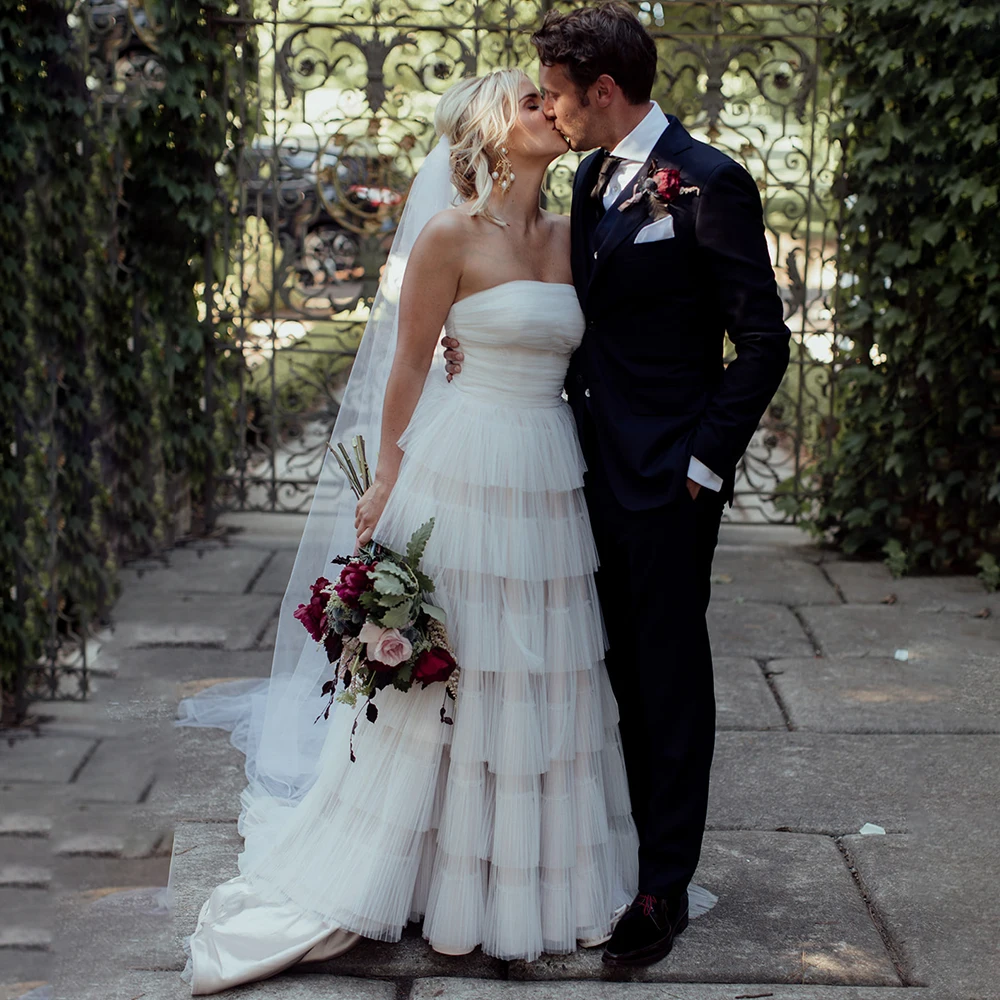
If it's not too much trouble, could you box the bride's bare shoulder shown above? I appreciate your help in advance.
[421,207,478,240]
[410,209,477,270]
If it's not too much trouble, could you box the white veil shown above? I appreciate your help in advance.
[177,136,458,843]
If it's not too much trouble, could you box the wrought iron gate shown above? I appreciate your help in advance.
[207,0,841,522]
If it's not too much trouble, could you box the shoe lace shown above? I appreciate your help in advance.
[637,893,657,917]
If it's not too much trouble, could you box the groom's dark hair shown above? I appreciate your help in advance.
[532,2,657,106]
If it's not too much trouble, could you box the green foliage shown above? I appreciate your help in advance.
[810,0,1000,580]
[0,1,251,717]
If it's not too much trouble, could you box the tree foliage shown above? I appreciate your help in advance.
[813,0,1000,581]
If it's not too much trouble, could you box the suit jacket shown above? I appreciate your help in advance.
[567,115,790,508]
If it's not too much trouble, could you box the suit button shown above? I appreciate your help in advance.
[584,388,591,398]
[575,373,583,385]
[593,251,598,259]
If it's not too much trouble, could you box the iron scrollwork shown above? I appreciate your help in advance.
[210,0,841,522]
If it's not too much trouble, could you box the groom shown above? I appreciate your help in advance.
[446,2,789,968]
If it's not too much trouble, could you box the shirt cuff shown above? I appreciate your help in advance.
[687,456,723,492]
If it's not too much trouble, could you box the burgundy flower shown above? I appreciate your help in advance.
[413,647,457,685]
[294,576,330,642]
[367,657,398,674]
[652,167,682,202]
[334,561,374,608]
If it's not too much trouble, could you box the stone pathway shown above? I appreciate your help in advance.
[1,515,997,1000]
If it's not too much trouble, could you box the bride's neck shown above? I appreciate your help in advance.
[487,161,548,232]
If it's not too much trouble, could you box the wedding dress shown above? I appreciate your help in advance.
[182,280,642,993]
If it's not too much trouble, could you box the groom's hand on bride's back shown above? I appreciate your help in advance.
[442,336,463,381]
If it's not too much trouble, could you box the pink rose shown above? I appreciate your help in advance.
[358,623,412,669]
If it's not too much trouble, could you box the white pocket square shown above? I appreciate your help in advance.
[634,215,675,244]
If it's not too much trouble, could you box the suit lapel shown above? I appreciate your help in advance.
[571,150,604,297]
[585,116,694,303]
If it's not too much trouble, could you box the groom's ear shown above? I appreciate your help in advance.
[592,74,617,109]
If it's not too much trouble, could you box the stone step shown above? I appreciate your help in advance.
[166,822,900,989]
[47,971,955,1000]
[414,983,953,1000]
[50,970,396,1000]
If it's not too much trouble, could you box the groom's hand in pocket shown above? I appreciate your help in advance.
[442,336,463,381]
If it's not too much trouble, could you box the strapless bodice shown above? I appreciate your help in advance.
[444,280,584,408]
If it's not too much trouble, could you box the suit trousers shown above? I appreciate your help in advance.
[582,413,723,902]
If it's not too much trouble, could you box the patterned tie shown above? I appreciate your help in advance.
[591,153,624,209]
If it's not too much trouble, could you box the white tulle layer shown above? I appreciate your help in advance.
[232,387,637,961]
[185,338,641,987]
[398,374,588,494]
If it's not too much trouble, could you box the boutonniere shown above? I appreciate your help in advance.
[619,163,700,220]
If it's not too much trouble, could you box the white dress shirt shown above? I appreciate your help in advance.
[600,103,723,494]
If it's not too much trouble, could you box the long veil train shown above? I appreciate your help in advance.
[176,136,458,863]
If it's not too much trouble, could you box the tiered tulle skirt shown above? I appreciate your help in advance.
[191,375,639,978]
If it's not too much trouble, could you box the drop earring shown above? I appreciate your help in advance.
[491,145,515,193]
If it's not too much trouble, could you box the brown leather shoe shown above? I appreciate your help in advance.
[601,892,688,967]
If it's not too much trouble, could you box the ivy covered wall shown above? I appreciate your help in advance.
[814,0,999,583]
[0,0,249,720]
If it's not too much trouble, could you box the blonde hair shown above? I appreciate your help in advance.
[434,70,528,226]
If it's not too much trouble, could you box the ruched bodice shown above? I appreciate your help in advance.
[445,281,584,408]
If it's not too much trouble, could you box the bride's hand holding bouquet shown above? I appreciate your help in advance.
[294,435,459,761]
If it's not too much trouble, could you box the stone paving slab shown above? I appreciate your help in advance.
[1,737,96,785]
[217,512,310,549]
[708,603,816,661]
[50,885,176,987]
[152,727,245,823]
[824,562,998,614]
[710,733,1000,836]
[843,834,1000,997]
[108,591,282,650]
[69,735,166,803]
[251,548,298,595]
[257,608,280,652]
[716,526,833,559]
[0,816,51,839]
[710,551,840,606]
[93,645,274,687]
[796,606,998,662]
[118,545,272,595]
[0,867,50,889]
[510,831,899,985]
[769,656,1000,733]
[48,970,397,1000]
[0,964,50,997]
[715,658,786,731]
[413,981,955,1000]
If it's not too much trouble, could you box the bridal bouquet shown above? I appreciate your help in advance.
[294,436,459,760]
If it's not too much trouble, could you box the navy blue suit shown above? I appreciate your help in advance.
[569,117,789,900]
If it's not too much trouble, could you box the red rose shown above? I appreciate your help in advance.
[653,168,682,202]
[334,561,373,608]
[413,647,457,685]
[294,576,330,642]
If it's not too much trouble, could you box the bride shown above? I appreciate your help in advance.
[180,69,639,994]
